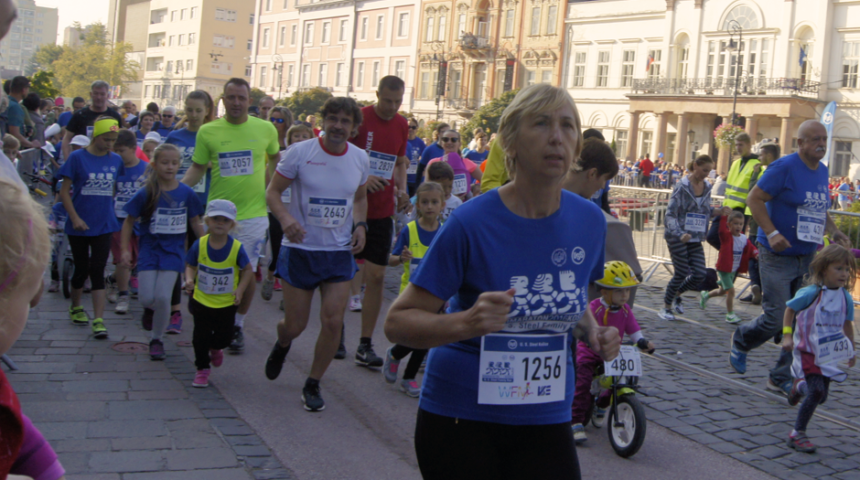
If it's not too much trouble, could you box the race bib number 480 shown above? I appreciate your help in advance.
[603,345,642,377]
[478,333,566,405]
[368,151,396,180]
[218,151,254,177]
[307,198,348,228]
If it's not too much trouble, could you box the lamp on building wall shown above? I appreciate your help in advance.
[726,20,742,126]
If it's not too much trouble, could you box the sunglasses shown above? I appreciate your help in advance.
[409,125,418,130]
[271,118,286,124]
[440,137,460,143]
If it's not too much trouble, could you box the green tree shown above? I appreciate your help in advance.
[250,88,267,106]
[27,44,65,75]
[52,22,139,98]
[28,70,61,98]
[458,89,518,145]
[279,87,333,121]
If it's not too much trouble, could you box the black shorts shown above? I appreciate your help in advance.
[354,217,394,266]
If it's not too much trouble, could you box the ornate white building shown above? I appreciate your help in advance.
[562,0,860,175]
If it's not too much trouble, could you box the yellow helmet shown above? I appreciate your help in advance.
[595,261,639,289]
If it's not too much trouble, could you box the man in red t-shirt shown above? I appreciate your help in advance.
[345,75,410,367]
[638,153,654,187]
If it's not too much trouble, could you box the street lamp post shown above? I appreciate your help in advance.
[428,42,446,122]
[273,54,284,100]
[726,20,743,126]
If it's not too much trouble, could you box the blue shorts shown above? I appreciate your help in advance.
[277,246,357,291]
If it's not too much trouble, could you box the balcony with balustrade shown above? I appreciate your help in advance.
[630,76,820,99]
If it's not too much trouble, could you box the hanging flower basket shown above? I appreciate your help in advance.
[714,123,745,149]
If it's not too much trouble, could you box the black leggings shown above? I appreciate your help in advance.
[268,212,283,274]
[795,374,830,433]
[391,345,427,381]
[415,409,580,480]
[190,296,238,370]
[68,233,111,290]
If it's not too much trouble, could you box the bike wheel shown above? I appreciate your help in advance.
[62,258,74,299]
[607,395,646,458]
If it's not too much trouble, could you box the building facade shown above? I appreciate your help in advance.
[562,0,860,175]
[0,0,58,77]
[251,0,419,109]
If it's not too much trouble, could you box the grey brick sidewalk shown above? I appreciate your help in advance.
[3,288,292,480]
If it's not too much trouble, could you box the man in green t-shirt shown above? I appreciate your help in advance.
[182,77,280,353]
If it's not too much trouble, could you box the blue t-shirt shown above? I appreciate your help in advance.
[787,285,854,321]
[392,222,439,256]
[420,142,445,167]
[123,183,204,272]
[58,111,73,128]
[58,149,125,236]
[837,183,852,204]
[756,153,830,256]
[465,149,489,165]
[406,137,426,186]
[411,189,606,425]
[6,97,24,129]
[589,180,611,209]
[186,236,250,269]
[155,122,175,138]
[165,128,210,205]
[115,160,149,219]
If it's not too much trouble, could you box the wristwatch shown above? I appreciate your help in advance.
[355,221,369,232]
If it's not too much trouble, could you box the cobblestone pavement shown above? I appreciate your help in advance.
[5,288,292,480]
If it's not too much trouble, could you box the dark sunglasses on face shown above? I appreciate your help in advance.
[271,118,286,124]
[409,125,418,130]
[162,115,174,118]
[441,137,459,143]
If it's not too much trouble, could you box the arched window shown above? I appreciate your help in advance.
[724,5,759,30]
[675,34,690,80]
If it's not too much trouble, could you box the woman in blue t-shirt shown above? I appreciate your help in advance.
[406,118,426,196]
[384,85,621,479]
[58,117,125,339]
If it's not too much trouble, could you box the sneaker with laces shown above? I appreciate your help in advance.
[787,433,816,453]
[229,326,244,352]
[738,294,754,304]
[274,279,282,291]
[141,308,153,331]
[572,424,587,444]
[48,280,59,293]
[166,311,182,334]
[383,347,400,384]
[149,339,165,360]
[699,291,709,309]
[348,294,362,312]
[265,340,291,380]
[673,297,684,314]
[725,313,742,324]
[751,285,762,305]
[115,295,130,314]
[788,379,807,406]
[657,308,676,321]
[355,343,384,368]
[261,278,274,301]
[729,332,747,374]
[193,369,211,388]
[210,349,224,368]
[69,305,88,325]
[91,318,108,339]
[302,383,325,412]
[400,379,420,398]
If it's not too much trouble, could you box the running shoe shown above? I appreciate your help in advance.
[657,308,676,321]
[725,313,742,324]
[787,433,816,453]
[115,295,130,315]
[141,308,153,331]
[229,326,244,353]
[265,340,291,380]
[274,279,282,292]
[91,318,108,339]
[129,276,138,298]
[348,294,362,312]
[751,285,762,305]
[738,294,754,304]
[788,379,807,406]
[729,332,747,374]
[192,369,211,388]
[166,311,182,334]
[334,324,346,360]
[383,346,400,384]
[673,297,684,315]
[355,343,384,368]
[69,305,88,325]
[210,349,224,368]
[699,291,709,309]
[572,424,587,444]
[302,383,325,412]
[766,378,792,397]
[400,379,420,398]
[105,274,117,303]
[261,278,274,301]
[149,339,165,360]
[48,280,59,293]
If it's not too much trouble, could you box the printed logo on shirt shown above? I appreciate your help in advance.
[82,172,115,196]
[481,360,514,383]
[551,248,567,267]
[571,246,586,265]
[803,192,829,212]
[506,270,585,332]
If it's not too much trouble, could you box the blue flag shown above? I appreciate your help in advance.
[820,101,837,166]
[799,46,808,67]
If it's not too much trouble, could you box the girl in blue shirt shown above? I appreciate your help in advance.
[406,118,426,196]
[121,144,204,360]
[58,116,125,339]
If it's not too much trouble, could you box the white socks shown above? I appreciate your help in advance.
[235,313,245,328]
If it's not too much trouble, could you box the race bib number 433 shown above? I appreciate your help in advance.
[478,333,566,405]
[218,151,254,177]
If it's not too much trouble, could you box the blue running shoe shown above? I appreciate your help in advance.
[729,332,747,374]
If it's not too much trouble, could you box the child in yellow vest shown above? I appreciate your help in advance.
[383,182,446,397]
[184,200,254,388]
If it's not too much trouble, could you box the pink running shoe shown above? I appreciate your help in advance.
[193,369,210,388]
[210,349,224,368]
[166,311,182,334]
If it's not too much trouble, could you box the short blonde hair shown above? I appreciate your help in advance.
[3,134,20,151]
[498,84,582,179]
[142,139,160,150]
[0,179,51,301]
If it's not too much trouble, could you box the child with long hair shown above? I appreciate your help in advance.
[781,245,857,453]
[184,200,254,387]
[382,182,446,397]
[121,144,204,359]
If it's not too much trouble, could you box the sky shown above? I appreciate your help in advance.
[32,0,109,44]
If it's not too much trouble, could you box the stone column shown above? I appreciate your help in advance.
[718,115,732,174]
[653,112,669,161]
[779,117,793,158]
[627,111,641,161]
[745,115,759,144]
[675,113,690,166]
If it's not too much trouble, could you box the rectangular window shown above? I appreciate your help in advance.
[438,15,446,42]
[420,72,429,98]
[265,0,272,11]
[361,17,369,41]
[546,6,557,35]
[154,85,161,98]
[640,131,653,158]
[187,59,193,71]
[190,7,197,19]
[171,10,176,21]
[340,20,348,42]
[398,13,409,38]
[145,85,151,98]
[372,61,380,88]
[166,60,174,73]
[541,70,552,84]
[319,64,327,86]
[178,34,184,45]
[504,10,514,37]
[357,62,365,88]
[168,35,175,46]
[260,66,267,87]
[302,64,310,86]
[376,15,384,40]
[759,38,769,82]
[280,26,286,46]
[247,39,252,50]
[181,8,187,20]
[291,25,297,46]
[834,141,853,177]
[621,50,635,87]
[596,50,610,87]
[395,60,406,80]
[451,69,462,98]
[843,42,859,88]
[304,23,314,44]
[530,6,540,36]
[425,17,434,43]
[677,46,689,80]
[706,41,715,80]
[614,130,628,157]
[248,13,253,24]
[322,22,330,43]
[287,65,294,87]
[572,52,586,87]
[189,33,195,45]
[526,70,536,86]
[647,49,661,78]
[336,63,344,86]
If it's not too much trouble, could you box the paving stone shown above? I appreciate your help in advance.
[821,457,860,472]
[35,421,89,440]
[13,362,76,374]
[245,456,283,469]
[128,390,189,400]
[715,429,750,442]
[164,447,238,470]
[688,432,724,445]
[751,445,791,460]
[52,438,112,453]
[87,420,168,438]
[234,445,272,456]
[63,474,121,480]
[252,469,294,480]
[834,471,860,480]
[795,463,837,477]
[748,434,783,446]
[23,401,106,422]
[107,400,203,420]
[62,380,129,392]
[88,450,164,472]
[129,379,186,391]
[709,441,747,454]
[111,436,173,450]
[225,435,264,446]
[202,408,240,418]
[124,468,252,480]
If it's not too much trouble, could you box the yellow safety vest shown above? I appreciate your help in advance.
[744,165,766,216]
[399,221,431,294]
[193,235,243,309]
[724,156,761,209]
